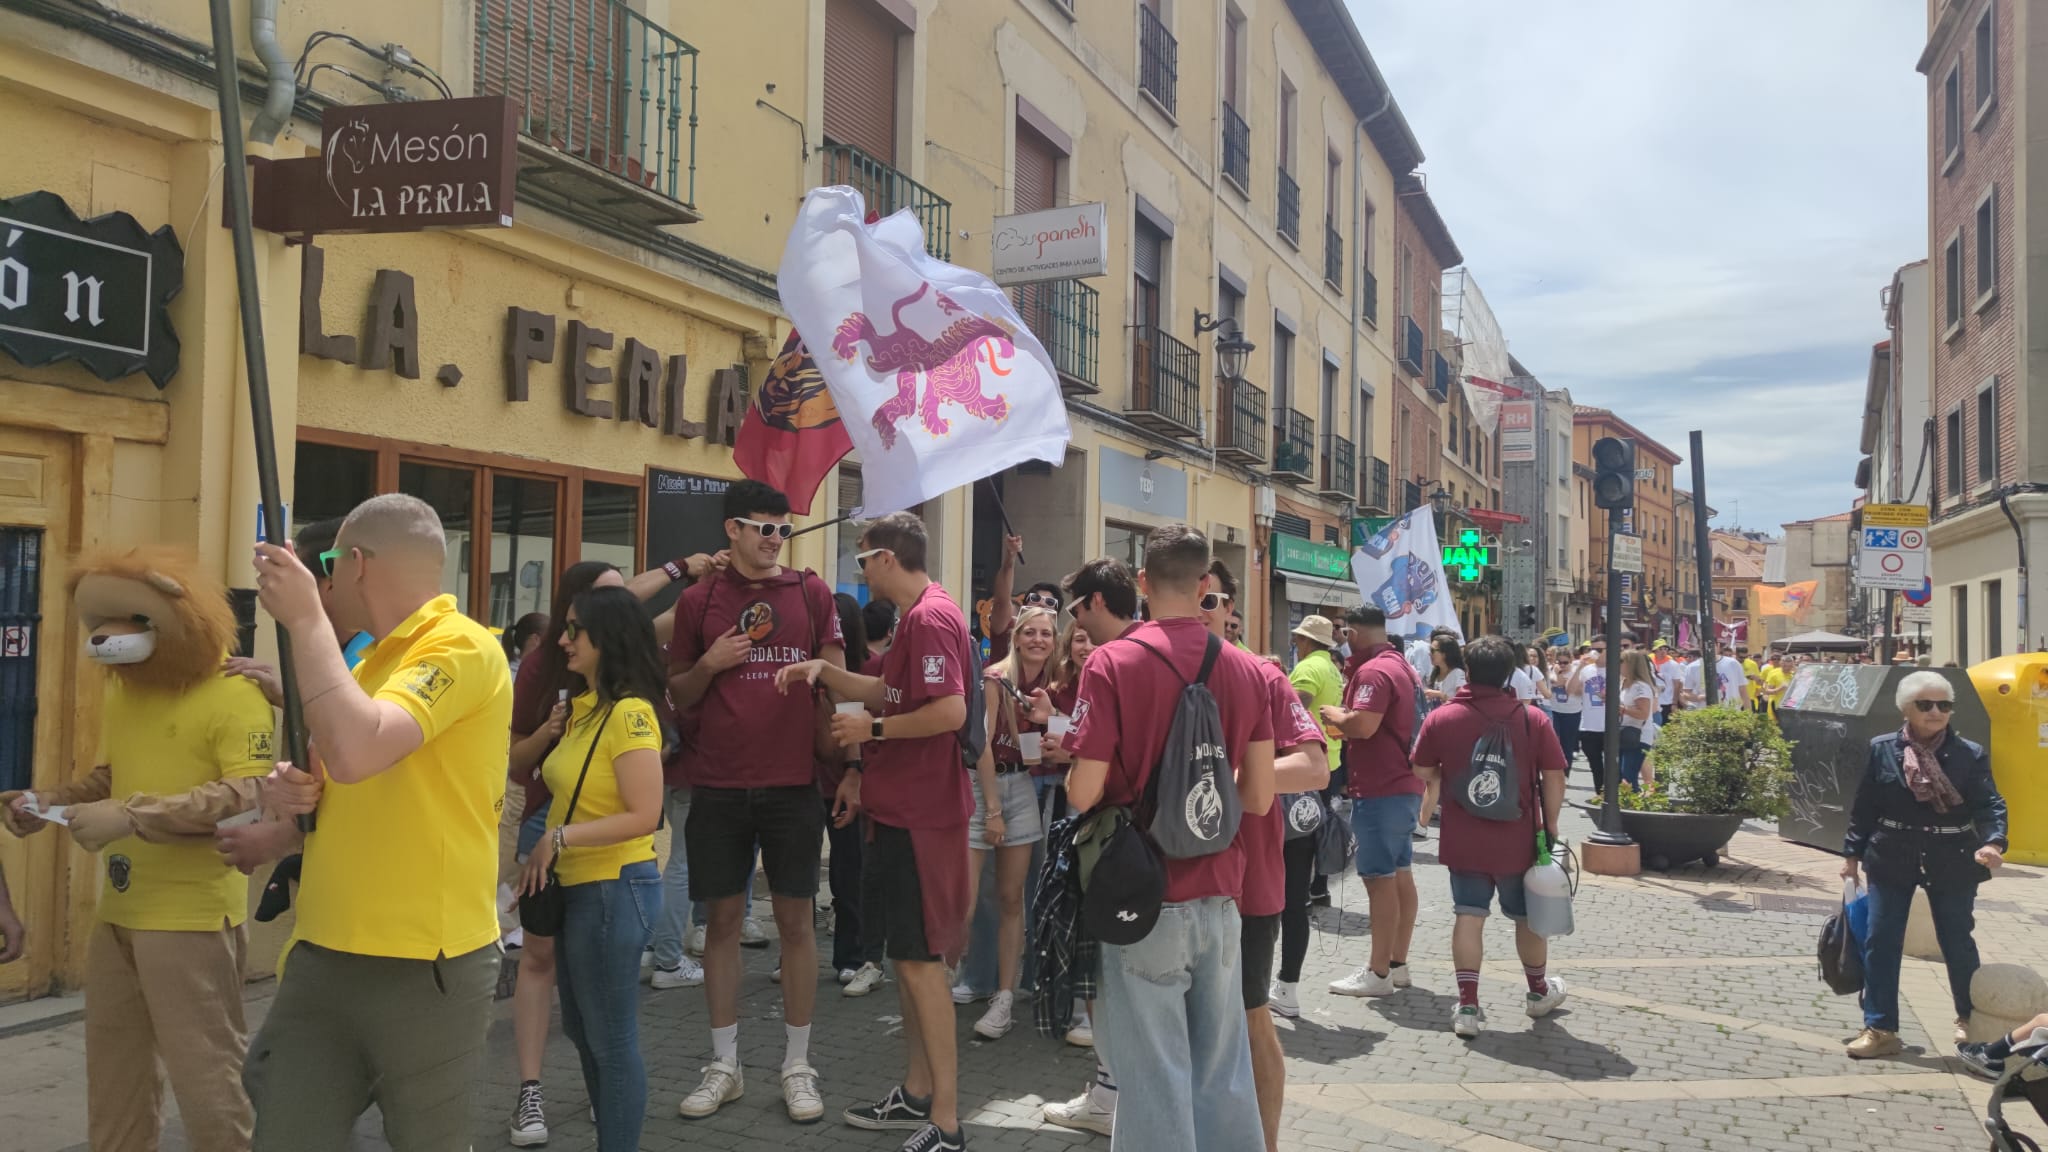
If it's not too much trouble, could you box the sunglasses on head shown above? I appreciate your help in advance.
[1912,699,1954,714]
[733,517,794,540]
[854,547,891,571]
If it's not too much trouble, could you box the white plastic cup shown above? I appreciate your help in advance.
[1018,732,1043,764]
[1047,715,1073,738]
[836,701,868,762]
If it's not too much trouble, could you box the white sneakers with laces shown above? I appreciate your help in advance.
[1525,976,1569,1018]
[677,1058,743,1119]
[648,955,705,989]
[1042,1086,1116,1135]
[973,991,1015,1039]
[1268,980,1300,1018]
[843,961,885,997]
[739,917,770,948]
[781,1063,825,1123]
[1329,965,1397,997]
[508,1081,547,1146]
[1453,1005,1485,1038]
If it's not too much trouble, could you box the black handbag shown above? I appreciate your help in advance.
[519,704,614,936]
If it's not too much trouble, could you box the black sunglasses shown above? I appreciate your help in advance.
[1912,699,1954,714]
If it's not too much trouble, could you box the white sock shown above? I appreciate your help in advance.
[784,1023,811,1070]
[712,1023,738,1063]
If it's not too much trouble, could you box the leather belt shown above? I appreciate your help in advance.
[1878,818,1975,835]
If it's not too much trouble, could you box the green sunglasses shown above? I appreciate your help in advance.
[316,548,341,577]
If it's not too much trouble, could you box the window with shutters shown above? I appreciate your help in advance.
[823,0,900,163]
[835,464,867,591]
[1013,119,1064,379]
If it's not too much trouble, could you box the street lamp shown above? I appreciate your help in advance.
[1194,309,1255,382]
[1429,484,1453,536]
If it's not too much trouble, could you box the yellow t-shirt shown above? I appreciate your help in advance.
[542,693,662,887]
[296,595,511,960]
[1287,648,1347,762]
[98,672,275,931]
[1763,665,1789,713]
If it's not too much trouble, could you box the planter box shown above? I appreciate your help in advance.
[1579,805,1744,871]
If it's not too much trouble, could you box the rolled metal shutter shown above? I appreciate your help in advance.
[1014,122,1058,213]
[823,0,899,163]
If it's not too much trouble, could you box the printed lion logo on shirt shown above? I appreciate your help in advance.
[1353,682,1378,709]
[922,654,946,683]
[247,731,275,761]
[398,661,454,706]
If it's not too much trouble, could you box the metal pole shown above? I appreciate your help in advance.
[1589,508,1631,845]
[207,0,312,829]
[1998,489,2029,655]
[1689,431,1718,708]
[1880,588,1897,664]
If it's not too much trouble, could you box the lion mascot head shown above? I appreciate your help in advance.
[69,546,237,694]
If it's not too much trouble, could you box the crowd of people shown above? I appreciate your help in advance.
[0,478,2018,1152]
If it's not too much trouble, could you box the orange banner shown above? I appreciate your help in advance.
[1752,581,1819,621]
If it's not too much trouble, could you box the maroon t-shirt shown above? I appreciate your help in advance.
[509,656,560,823]
[1240,659,1327,917]
[670,567,843,790]
[1344,643,1424,800]
[1069,617,1276,905]
[865,583,974,830]
[1410,685,1566,875]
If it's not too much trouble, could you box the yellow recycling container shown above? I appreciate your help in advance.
[1969,654,2048,866]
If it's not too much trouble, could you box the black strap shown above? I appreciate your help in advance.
[556,703,618,836]
[1126,631,1222,688]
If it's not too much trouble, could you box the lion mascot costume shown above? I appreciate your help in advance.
[0,546,277,1152]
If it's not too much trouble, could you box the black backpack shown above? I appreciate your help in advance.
[1128,633,1242,860]
[1282,792,1325,840]
[1449,702,1528,823]
[956,634,987,771]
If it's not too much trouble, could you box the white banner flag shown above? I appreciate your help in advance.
[1442,270,1510,435]
[776,187,1072,516]
[1352,505,1462,641]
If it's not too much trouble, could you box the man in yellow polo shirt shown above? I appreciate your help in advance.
[247,493,512,1152]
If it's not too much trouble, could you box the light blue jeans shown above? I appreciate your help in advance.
[558,859,661,1152]
[650,789,693,970]
[1094,896,1261,1152]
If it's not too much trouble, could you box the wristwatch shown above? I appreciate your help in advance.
[871,716,885,741]
[552,825,568,854]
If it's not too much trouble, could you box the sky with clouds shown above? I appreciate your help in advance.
[1352,0,1926,533]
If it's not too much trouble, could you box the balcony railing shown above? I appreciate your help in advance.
[477,0,701,224]
[1323,219,1343,290]
[819,143,951,261]
[1397,314,1424,375]
[1429,348,1452,401]
[1276,168,1300,245]
[1362,268,1377,328]
[1221,102,1250,191]
[1272,408,1314,482]
[1362,455,1391,512]
[1400,479,1423,514]
[1319,433,1355,498]
[1017,279,1098,394]
[1139,5,1178,116]
[1128,324,1201,437]
[1215,376,1268,463]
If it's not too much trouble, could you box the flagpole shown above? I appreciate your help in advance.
[983,477,1021,565]
[791,509,862,539]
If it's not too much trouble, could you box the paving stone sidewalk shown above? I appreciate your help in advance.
[3,774,2042,1151]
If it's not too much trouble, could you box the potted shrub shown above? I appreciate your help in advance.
[1600,708,1794,870]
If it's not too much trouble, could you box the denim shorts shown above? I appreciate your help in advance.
[1449,870,1528,919]
[1351,793,1423,880]
[970,770,1045,849]
[515,808,549,860]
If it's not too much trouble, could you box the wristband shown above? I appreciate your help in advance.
[663,560,686,583]
[552,825,568,854]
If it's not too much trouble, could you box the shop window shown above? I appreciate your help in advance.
[1104,522,1147,572]
[490,475,560,629]
[296,441,377,527]
[835,464,867,597]
[582,481,640,575]
[401,461,479,617]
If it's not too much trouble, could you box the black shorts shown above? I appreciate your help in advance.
[1240,912,1280,1009]
[685,785,823,901]
[861,822,935,963]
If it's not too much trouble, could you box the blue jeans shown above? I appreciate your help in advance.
[1861,875,1981,1032]
[1618,746,1646,790]
[1094,897,1261,1152]
[558,859,661,1152]
[651,789,693,969]
[1550,711,1581,766]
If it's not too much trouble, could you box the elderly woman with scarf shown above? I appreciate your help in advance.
[1840,670,2008,1060]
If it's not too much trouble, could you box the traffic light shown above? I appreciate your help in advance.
[1592,436,1635,511]
[1519,605,1538,629]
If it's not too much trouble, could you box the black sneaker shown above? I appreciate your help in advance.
[901,1122,966,1151]
[844,1085,932,1131]
[1956,1041,2005,1081]
[508,1080,548,1147]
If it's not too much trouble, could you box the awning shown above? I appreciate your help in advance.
[1282,573,1363,611]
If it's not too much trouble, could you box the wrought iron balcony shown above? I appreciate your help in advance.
[1139,5,1178,116]
[1398,314,1424,376]
[1272,408,1315,482]
[1429,348,1452,401]
[1215,376,1268,464]
[1128,324,1202,438]
[1360,455,1390,512]
[1221,102,1250,191]
[819,143,951,261]
[1016,279,1098,394]
[1277,168,1300,245]
[1323,219,1343,290]
[1319,433,1355,498]
[477,0,702,226]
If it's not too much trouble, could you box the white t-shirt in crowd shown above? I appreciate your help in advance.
[1511,666,1541,702]
[1428,667,1466,703]
[1655,660,1682,706]
[1406,639,1435,681]
[1620,680,1656,730]
[1682,656,1750,708]
[1579,663,1609,733]
[1550,662,1585,715]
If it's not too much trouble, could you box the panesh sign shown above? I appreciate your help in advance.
[249,96,519,236]
[990,202,1108,285]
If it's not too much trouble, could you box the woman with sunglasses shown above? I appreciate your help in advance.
[1840,671,2007,1062]
[517,586,668,1150]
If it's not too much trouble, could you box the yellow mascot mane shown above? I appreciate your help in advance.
[69,546,237,694]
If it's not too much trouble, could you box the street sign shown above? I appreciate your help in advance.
[1899,604,1933,625]
[1857,503,1929,591]
[1634,468,1655,481]
[1611,532,1643,573]
[1499,401,1536,463]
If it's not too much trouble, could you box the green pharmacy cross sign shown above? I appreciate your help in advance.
[1441,528,1494,583]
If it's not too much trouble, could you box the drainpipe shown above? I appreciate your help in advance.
[248,0,295,144]
[1998,487,2029,655]
[1348,92,1392,531]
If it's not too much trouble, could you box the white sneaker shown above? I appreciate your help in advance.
[781,1063,824,1124]
[1390,964,1412,989]
[770,964,781,984]
[1064,1007,1094,1047]
[1525,976,1568,1019]
[1269,981,1300,1018]
[640,946,654,970]
[1042,1088,1115,1135]
[649,956,705,990]
[740,918,770,948]
[843,962,885,997]
[677,1058,743,1119]
[1329,966,1397,997]
[502,926,525,951]
[509,1081,548,1146]
[951,979,981,1005]
[1453,1005,1485,1038]
[838,967,859,985]
[973,991,1014,1039]
[687,925,707,957]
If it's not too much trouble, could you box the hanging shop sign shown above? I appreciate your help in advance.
[1440,527,1495,582]
[0,190,183,388]
[1273,534,1352,580]
[300,244,747,442]
[249,96,519,236]
[991,202,1108,285]
[1498,400,1536,464]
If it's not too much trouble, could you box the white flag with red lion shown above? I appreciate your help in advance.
[776,186,1072,516]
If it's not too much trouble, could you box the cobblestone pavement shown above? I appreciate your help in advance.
[5,774,2043,1151]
